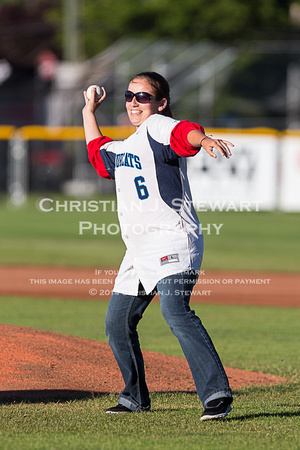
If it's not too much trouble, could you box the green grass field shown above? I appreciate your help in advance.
[0,297,299,449]
[1,194,300,271]
[0,195,299,448]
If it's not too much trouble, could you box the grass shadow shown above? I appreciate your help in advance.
[0,389,108,404]
[0,389,198,405]
[227,411,300,421]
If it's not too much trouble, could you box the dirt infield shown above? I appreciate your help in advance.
[1,265,299,307]
[0,265,297,400]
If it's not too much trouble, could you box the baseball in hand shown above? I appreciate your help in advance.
[86,85,103,101]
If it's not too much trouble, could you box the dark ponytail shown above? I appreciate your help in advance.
[130,71,173,118]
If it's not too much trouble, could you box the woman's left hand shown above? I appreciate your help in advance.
[201,137,234,159]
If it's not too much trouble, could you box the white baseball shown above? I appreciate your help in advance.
[86,85,103,101]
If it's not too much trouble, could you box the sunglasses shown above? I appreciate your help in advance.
[125,90,158,104]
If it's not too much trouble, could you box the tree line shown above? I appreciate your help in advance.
[0,0,298,66]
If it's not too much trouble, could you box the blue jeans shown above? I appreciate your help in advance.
[105,271,232,412]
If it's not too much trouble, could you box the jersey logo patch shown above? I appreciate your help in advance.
[160,253,179,265]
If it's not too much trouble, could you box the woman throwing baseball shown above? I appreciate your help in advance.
[82,72,234,420]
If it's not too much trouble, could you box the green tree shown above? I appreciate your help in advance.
[0,0,295,62]
[80,0,292,57]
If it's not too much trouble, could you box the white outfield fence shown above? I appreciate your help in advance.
[188,128,300,212]
[1,125,300,211]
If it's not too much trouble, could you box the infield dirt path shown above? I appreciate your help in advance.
[1,265,299,307]
[0,265,297,401]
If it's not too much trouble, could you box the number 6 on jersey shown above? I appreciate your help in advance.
[134,176,149,200]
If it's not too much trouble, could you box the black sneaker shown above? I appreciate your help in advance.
[106,404,133,414]
[200,397,233,421]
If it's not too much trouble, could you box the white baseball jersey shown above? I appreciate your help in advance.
[88,114,204,295]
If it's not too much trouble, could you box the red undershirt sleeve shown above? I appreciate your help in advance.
[170,120,205,157]
[87,136,114,179]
